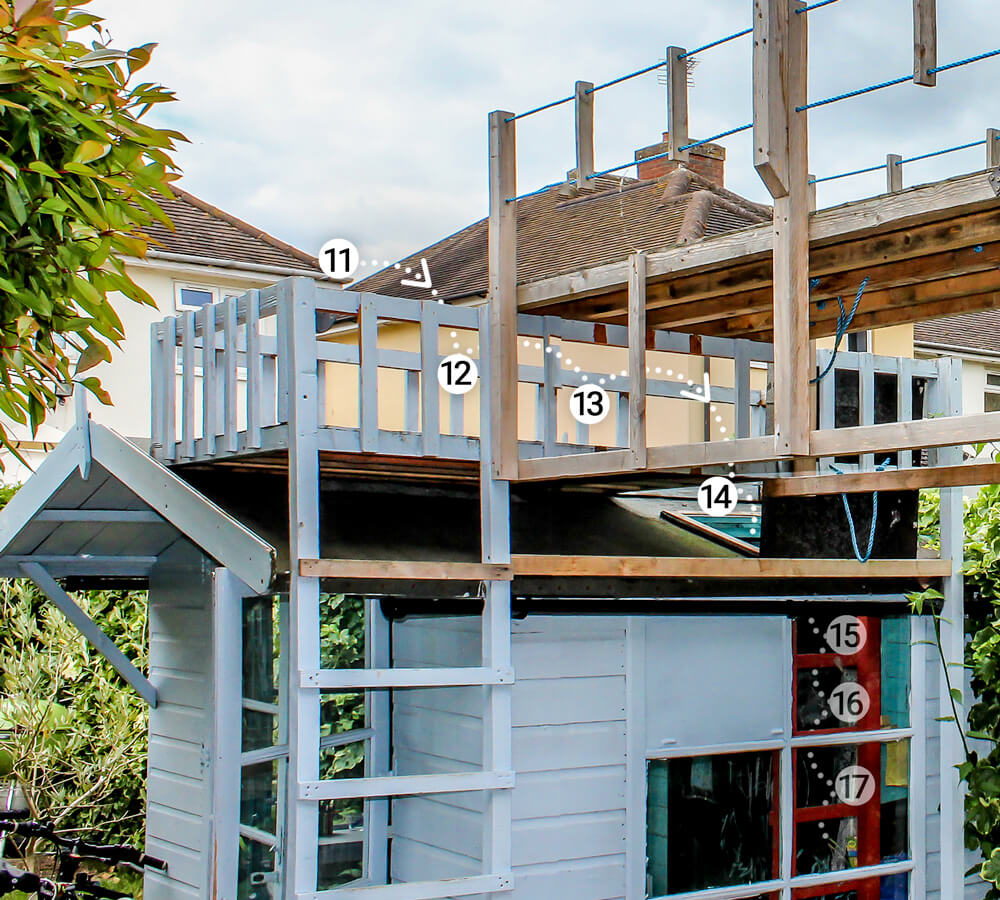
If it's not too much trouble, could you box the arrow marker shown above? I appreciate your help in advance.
[679,371,712,404]
[400,257,433,290]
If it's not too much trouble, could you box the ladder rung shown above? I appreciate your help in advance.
[301,667,514,689]
[300,558,513,581]
[299,770,515,801]
[298,873,512,900]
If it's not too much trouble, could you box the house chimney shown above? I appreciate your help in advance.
[635,132,725,186]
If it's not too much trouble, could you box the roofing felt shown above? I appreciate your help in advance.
[914,309,1000,355]
[353,168,771,302]
[141,187,318,273]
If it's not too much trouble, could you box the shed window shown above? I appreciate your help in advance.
[986,371,1000,412]
[646,751,777,896]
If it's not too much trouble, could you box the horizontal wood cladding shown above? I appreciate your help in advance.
[517,171,1000,339]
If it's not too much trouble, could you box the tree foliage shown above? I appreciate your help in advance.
[914,485,1000,894]
[0,579,148,847]
[0,0,182,457]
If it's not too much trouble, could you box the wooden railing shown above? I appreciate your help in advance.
[149,277,958,479]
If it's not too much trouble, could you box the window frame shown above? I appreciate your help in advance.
[985,370,1000,413]
[641,615,919,900]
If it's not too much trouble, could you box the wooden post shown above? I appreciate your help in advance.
[488,110,518,480]
[806,174,817,213]
[575,81,595,187]
[988,127,1000,168]
[913,0,937,86]
[886,154,903,192]
[754,0,811,456]
[666,47,689,161]
[628,253,647,468]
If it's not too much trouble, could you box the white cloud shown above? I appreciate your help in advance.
[94,0,1000,263]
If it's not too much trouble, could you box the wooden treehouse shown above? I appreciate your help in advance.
[1,1,999,899]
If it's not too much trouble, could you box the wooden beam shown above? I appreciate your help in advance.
[887,154,903,193]
[913,0,937,87]
[766,0,810,454]
[628,253,647,467]
[666,47,689,161]
[646,434,783,470]
[765,461,1000,497]
[810,410,1000,457]
[488,110,518,480]
[300,559,513,581]
[753,0,790,198]
[989,128,1000,169]
[517,449,637,482]
[574,81,595,186]
[516,170,1000,312]
[512,554,952,580]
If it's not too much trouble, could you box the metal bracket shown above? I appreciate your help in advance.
[989,167,1000,197]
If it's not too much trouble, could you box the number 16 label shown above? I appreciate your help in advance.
[438,354,479,395]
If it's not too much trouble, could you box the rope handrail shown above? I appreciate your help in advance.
[586,60,665,95]
[505,95,575,123]
[928,47,1000,76]
[678,28,752,60]
[504,180,564,204]
[809,164,887,185]
[796,0,840,11]
[813,133,1000,184]
[679,122,753,152]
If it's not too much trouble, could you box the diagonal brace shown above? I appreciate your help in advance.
[21,562,158,708]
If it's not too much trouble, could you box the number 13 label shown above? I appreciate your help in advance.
[570,385,609,425]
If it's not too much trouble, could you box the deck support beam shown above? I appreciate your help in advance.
[754,0,811,456]
[488,110,519,480]
[913,0,937,86]
[22,561,158,707]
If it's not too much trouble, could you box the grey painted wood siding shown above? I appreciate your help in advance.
[144,542,216,900]
[391,616,628,899]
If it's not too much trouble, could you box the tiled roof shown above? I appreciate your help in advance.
[142,187,318,273]
[353,167,771,302]
[914,310,1000,355]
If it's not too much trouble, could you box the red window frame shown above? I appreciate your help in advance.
[792,616,883,900]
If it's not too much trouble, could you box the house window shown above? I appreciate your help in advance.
[645,615,911,900]
[647,751,778,895]
[985,372,1000,412]
[175,282,243,311]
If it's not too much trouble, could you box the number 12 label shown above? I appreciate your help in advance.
[438,354,479,395]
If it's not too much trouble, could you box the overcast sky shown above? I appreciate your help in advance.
[95,0,1000,264]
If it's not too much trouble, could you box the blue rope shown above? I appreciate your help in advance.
[505,95,575,123]
[797,74,912,112]
[505,180,564,203]
[678,122,753,152]
[811,276,870,384]
[587,61,665,94]
[678,28,752,60]
[929,47,1000,75]
[809,163,887,185]
[896,139,987,165]
[797,0,840,10]
[830,459,892,563]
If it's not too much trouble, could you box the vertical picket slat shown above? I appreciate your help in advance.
[405,370,420,433]
[817,349,836,473]
[859,352,875,470]
[180,310,196,459]
[628,253,647,467]
[202,303,217,456]
[734,339,752,439]
[150,323,164,459]
[163,316,177,462]
[246,290,263,449]
[421,302,440,457]
[450,391,464,437]
[616,393,629,448]
[224,296,238,452]
[276,297,291,426]
[896,357,913,469]
[541,317,560,455]
[359,295,379,453]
